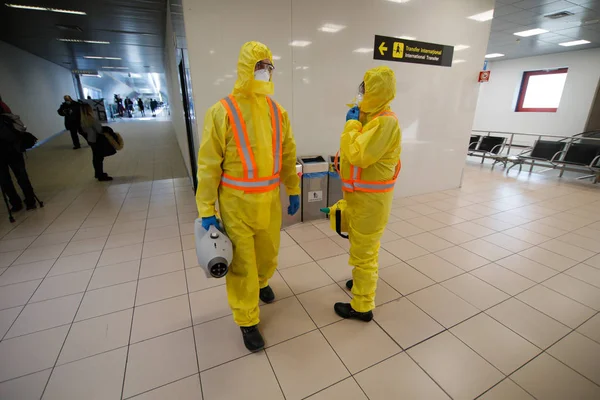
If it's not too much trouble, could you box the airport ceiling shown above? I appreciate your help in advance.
[0,0,167,73]
[489,0,600,60]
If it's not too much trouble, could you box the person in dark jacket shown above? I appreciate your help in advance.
[0,115,36,211]
[150,99,158,117]
[57,95,84,149]
[137,98,145,116]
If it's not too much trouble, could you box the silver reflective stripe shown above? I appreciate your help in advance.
[352,166,359,180]
[223,97,255,179]
[270,99,282,174]
[354,182,395,191]
[221,175,280,188]
[342,182,354,191]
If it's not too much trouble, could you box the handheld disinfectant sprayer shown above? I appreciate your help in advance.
[194,218,233,278]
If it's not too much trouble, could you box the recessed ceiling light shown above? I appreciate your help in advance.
[84,56,121,60]
[453,59,466,63]
[272,55,281,60]
[114,67,129,69]
[102,66,115,69]
[467,9,494,22]
[5,3,86,15]
[514,28,548,37]
[485,53,505,58]
[58,39,110,44]
[318,23,346,33]
[84,40,110,44]
[397,35,416,40]
[353,48,373,53]
[129,73,142,78]
[454,44,470,51]
[386,0,411,3]
[290,40,312,47]
[559,39,591,46]
[81,74,100,77]
[104,57,121,60]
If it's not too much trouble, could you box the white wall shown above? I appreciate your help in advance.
[0,40,77,141]
[181,0,493,196]
[473,48,600,138]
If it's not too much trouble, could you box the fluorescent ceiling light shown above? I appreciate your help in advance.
[386,0,411,3]
[102,66,114,69]
[57,39,110,44]
[5,3,86,15]
[485,53,505,58]
[84,56,121,60]
[559,39,591,47]
[454,44,470,51]
[129,73,142,78]
[468,9,494,22]
[453,59,466,63]
[290,40,312,47]
[272,55,281,60]
[114,67,129,69]
[81,74,100,77]
[397,35,416,40]
[514,28,548,37]
[353,48,373,53]
[104,57,121,60]
[318,23,346,33]
[85,40,110,44]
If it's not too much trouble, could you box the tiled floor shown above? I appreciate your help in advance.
[1,125,600,399]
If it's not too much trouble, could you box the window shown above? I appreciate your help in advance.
[83,86,102,99]
[515,68,568,112]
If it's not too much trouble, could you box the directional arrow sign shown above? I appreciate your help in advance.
[373,35,454,67]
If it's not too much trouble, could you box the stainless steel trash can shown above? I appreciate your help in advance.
[328,155,343,206]
[281,163,303,228]
[299,156,328,222]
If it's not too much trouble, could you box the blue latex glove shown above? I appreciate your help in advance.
[201,216,220,230]
[288,195,300,216]
[346,106,360,122]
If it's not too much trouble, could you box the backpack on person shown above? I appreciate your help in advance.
[0,113,38,151]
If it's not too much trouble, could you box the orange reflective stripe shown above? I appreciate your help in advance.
[229,96,257,177]
[266,97,283,175]
[221,97,250,180]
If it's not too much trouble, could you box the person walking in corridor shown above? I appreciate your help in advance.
[150,99,158,117]
[57,95,84,149]
[195,41,300,351]
[335,66,402,321]
[80,103,113,181]
[138,98,145,116]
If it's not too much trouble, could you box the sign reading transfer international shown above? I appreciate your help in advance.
[373,35,454,67]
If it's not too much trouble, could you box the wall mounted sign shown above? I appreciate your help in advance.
[478,71,490,82]
[373,35,454,67]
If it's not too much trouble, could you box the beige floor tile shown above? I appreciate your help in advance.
[201,352,284,400]
[429,212,467,226]
[299,238,346,261]
[317,254,353,281]
[286,224,326,244]
[478,379,534,400]
[280,231,296,248]
[518,246,579,272]
[517,285,596,328]
[0,369,51,400]
[0,325,68,381]
[408,331,503,400]
[543,273,600,310]
[407,254,464,282]
[355,352,450,400]
[558,232,600,253]
[407,232,454,252]
[280,262,334,294]
[185,266,224,293]
[472,217,517,232]
[49,251,101,276]
[111,220,147,235]
[382,238,429,261]
[379,262,434,295]
[390,207,421,220]
[88,260,140,290]
[472,264,536,295]
[0,306,22,338]
[450,313,541,374]
[144,225,180,242]
[584,252,600,269]
[278,245,313,269]
[407,204,440,216]
[104,230,145,250]
[0,236,36,252]
[139,251,184,279]
[406,215,446,231]
[135,270,187,306]
[322,318,401,373]
[61,237,106,257]
[378,248,401,268]
[145,215,178,230]
[71,226,112,242]
[521,221,568,238]
[123,328,198,398]
[180,234,194,250]
[131,294,191,343]
[76,281,136,321]
[374,298,444,349]
[482,233,533,253]
[58,309,132,365]
[380,228,401,243]
[435,246,489,271]
[0,279,41,310]
[29,230,77,249]
[547,331,600,385]
[331,235,351,252]
[260,296,316,346]
[578,313,600,344]
[98,243,142,267]
[44,348,127,400]
[408,284,479,328]
[453,221,496,238]
[6,293,82,338]
[0,259,54,286]
[263,271,293,303]
[387,220,425,237]
[430,226,476,245]
[267,330,349,400]
[306,378,367,400]
[194,315,250,371]
[511,353,600,400]
[442,274,510,310]
[189,285,230,324]
[13,243,66,266]
[486,298,570,349]
[130,375,202,400]
[142,237,182,259]
[502,226,551,245]
[496,254,559,282]
[29,269,92,303]
[566,263,600,288]
[539,239,596,262]
[297,284,349,327]
[461,240,512,262]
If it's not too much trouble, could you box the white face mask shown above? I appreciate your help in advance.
[254,69,271,82]
[356,93,364,104]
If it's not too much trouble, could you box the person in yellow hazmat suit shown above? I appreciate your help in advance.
[334,66,402,321]
[196,42,301,351]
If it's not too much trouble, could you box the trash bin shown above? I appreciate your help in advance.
[299,156,328,222]
[281,162,303,228]
[328,155,343,206]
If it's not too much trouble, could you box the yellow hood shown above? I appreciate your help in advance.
[233,41,274,97]
[360,66,396,120]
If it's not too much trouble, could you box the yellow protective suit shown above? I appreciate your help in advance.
[339,66,402,312]
[196,42,300,327]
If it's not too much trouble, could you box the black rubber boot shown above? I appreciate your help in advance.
[346,280,353,290]
[259,285,275,303]
[240,325,265,352]
[98,175,113,182]
[334,302,373,322]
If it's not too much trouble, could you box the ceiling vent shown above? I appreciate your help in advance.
[545,11,574,19]
[56,24,83,32]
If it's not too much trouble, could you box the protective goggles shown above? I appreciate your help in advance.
[256,61,275,72]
